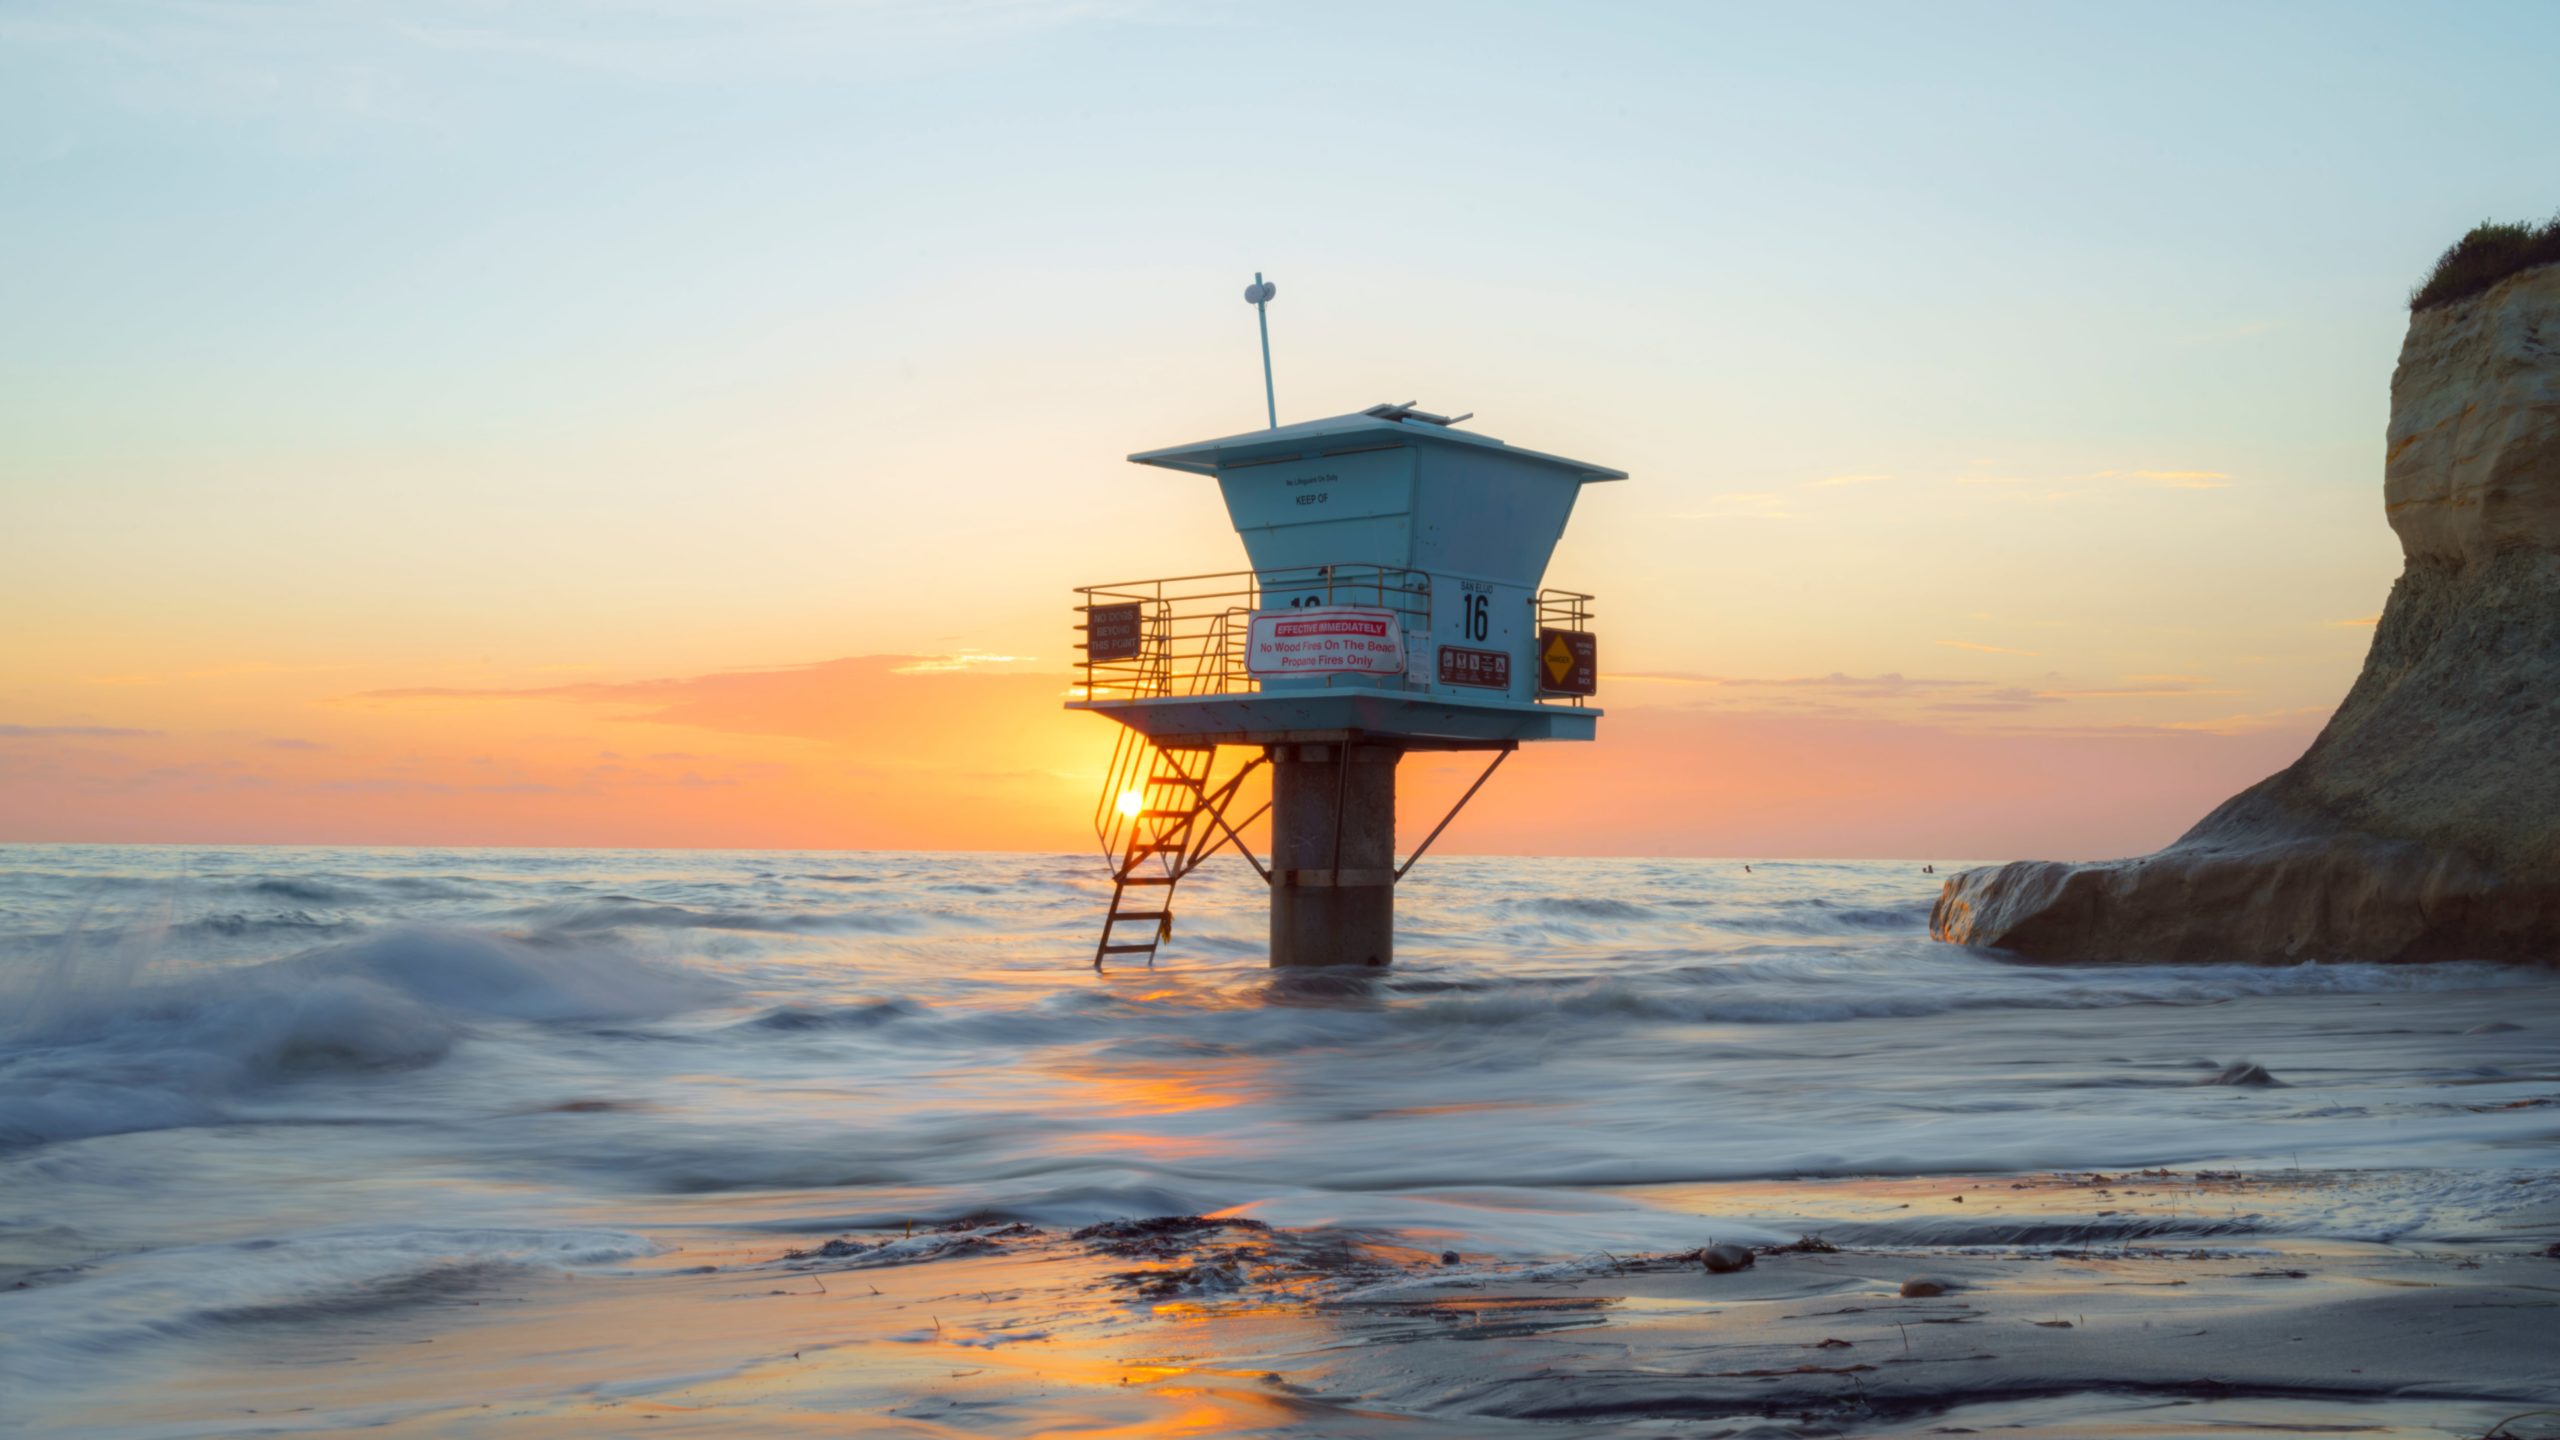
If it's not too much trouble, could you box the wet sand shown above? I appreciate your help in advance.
[9,850,2557,1436]
[37,1167,2558,1438]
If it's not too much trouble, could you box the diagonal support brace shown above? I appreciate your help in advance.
[1170,751,1272,883]
[1394,743,1513,882]
[1182,800,1271,881]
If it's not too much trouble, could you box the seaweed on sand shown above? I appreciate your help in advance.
[1071,1214,1271,1260]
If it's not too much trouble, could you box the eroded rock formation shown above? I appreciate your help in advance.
[1932,263,2560,964]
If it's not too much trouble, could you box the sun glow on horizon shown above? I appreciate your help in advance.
[3,0,2519,858]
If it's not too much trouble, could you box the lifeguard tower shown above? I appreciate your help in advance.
[1069,398,1622,969]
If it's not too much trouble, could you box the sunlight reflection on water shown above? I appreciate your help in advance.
[1,845,2554,1434]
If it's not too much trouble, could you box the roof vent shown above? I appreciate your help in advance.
[1362,401,1473,428]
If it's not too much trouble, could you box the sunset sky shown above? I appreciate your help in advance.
[6,1,2559,858]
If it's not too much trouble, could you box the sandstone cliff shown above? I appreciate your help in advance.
[1932,262,2560,964]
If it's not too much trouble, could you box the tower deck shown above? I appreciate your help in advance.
[1069,401,1620,969]
[1069,685,1594,749]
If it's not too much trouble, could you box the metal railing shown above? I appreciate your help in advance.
[1536,587,1598,708]
[1073,565,1428,702]
[1537,587,1595,633]
[1072,567,1598,705]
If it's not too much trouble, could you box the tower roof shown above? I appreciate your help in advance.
[1127,403,1627,482]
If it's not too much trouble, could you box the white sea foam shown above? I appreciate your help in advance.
[0,923,732,1145]
[0,1225,658,1389]
[0,844,2554,1421]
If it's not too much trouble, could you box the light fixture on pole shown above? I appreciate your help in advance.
[1244,273,1277,429]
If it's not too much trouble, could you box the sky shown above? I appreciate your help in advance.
[4,0,2558,859]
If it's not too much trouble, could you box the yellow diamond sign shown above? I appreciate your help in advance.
[1535,628,1596,696]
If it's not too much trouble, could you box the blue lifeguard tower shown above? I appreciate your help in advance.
[1070,399,1621,969]
[1070,294,1628,973]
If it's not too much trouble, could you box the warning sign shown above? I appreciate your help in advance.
[1085,602,1144,663]
[1246,606,1405,677]
[1537,628,1597,696]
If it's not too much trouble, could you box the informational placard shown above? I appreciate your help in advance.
[1246,606,1405,677]
[1437,645,1511,690]
[1085,602,1143,663]
[1537,628,1597,695]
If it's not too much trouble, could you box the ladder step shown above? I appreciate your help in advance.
[1092,741,1220,969]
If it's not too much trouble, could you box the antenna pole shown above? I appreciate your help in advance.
[1251,271,1277,429]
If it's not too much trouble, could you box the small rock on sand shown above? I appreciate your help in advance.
[1439,1250,1460,1266]
[1701,1243,1755,1273]
[1900,1277,1949,1297]
[2203,1061,2281,1087]
[2465,1021,2523,1034]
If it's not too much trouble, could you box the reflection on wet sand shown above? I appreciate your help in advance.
[50,1187,2556,1439]
[5,848,2555,1436]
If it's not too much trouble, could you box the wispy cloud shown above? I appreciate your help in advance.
[81,661,334,687]
[1951,468,2234,495]
[1667,492,1795,521]
[1803,472,1891,488]
[1602,671,1727,686]
[2098,469,2233,489]
[0,723,162,739]
[1925,686,2067,714]
[355,653,1072,747]
[1608,670,2090,713]
[2036,685,2240,700]
[2162,704,2334,736]
[2330,614,2380,629]
[890,652,1034,674]
[1935,640,2040,657]
[1729,672,1985,698]
[2182,319,2284,343]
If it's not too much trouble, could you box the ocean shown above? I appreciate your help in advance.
[3,844,2554,1435]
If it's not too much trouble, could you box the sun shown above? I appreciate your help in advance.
[1116,789,1144,818]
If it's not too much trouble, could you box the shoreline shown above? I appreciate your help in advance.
[21,1164,2558,1438]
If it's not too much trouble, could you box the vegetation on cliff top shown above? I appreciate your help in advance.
[2411,212,2560,312]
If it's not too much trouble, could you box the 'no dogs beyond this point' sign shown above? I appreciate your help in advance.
[1246,607,1405,677]
[1085,602,1144,663]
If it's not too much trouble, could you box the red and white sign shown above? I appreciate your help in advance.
[1246,606,1405,678]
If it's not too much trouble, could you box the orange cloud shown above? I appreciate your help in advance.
[4,657,1113,851]
[1406,705,2322,860]
[2,652,2332,864]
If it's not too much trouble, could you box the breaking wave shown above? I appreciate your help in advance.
[3,843,2554,1416]
[0,925,731,1146]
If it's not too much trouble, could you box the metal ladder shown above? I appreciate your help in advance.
[1090,738,1270,971]
[1093,743,1212,969]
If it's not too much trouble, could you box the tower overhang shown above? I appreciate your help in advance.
[1071,402,1625,970]
[1069,686,1598,750]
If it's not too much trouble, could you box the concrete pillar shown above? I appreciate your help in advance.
[1267,741,1401,967]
